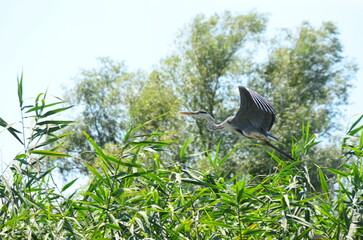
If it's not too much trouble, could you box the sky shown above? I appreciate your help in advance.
[1,0,363,175]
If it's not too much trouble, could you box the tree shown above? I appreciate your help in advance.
[241,22,357,178]
[130,70,181,133]
[154,16,356,188]
[54,57,143,174]
[162,11,267,151]
[129,70,184,166]
[55,13,357,185]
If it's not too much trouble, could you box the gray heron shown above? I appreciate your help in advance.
[179,86,295,161]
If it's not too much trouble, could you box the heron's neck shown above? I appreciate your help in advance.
[205,117,224,131]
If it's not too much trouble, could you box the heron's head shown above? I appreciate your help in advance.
[179,111,212,120]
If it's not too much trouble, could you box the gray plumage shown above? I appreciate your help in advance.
[228,86,277,140]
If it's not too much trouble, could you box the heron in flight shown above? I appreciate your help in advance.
[179,86,294,161]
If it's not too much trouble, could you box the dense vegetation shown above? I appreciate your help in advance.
[0,75,362,239]
[55,12,356,190]
[0,11,362,239]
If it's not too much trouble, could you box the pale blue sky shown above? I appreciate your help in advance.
[1,0,362,170]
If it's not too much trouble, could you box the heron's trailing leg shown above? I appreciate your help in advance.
[261,140,296,161]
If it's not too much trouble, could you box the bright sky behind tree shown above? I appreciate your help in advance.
[0,0,362,170]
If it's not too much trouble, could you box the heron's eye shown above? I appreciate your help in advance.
[198,111,207,114]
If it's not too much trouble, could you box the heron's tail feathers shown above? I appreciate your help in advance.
[265,133,278,141]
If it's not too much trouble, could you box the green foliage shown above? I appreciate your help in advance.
[56,57,145,174]
[0,75,75,238]
[254,21,356,142]
[2,13,356,238]
[56,12,356,186]
[130,71,181,134]
[240,21,357,183]
[69,57,138,140]
[168,11,267,150]
[1,77,363,239]
[156,14,356,187]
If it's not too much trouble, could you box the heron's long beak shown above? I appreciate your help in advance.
[179,112,196,115]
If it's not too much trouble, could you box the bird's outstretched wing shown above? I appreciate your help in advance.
[230,86,276,131]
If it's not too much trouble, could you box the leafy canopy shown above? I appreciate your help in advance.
[58,12,356,185]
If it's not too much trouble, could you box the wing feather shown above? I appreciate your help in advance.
[230,86,276,132]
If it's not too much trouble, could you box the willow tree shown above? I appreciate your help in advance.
[55,12,356,183]
[157,15,356,184]
[242,22,357,179]
[55,57,143,174]
[160,11,267,151]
